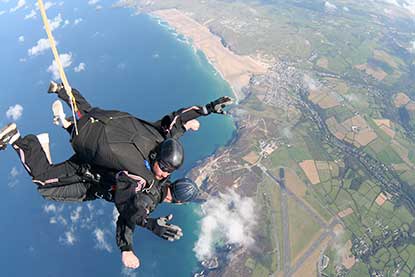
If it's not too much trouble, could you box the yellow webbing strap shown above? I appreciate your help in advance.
[37,0,79,135]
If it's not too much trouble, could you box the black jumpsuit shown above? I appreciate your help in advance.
[12,87,210,252]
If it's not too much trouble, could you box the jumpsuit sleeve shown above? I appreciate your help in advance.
[114,172,150,225]
[115,200,149,252]
[116,215,135,252]
[114,172,150,252]
[152,106,209,139]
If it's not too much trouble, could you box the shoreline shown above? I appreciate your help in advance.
[148,9,259,273]
[150,8,268,102]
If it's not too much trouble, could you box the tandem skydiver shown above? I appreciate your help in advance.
[0,82,233,269]
[0,123,200,269]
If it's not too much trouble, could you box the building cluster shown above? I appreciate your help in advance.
[250,61,301,109]
[258,138,279,158]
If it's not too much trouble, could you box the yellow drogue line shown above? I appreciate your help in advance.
[37,0,79,135]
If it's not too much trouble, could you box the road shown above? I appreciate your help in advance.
[259,164,338,277]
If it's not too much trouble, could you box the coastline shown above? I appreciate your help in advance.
[146,7,263,188]
[151,8,268,101]
[148,8,261,274]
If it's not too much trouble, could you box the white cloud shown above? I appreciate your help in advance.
[70,206,82,223]
[193,190,256,261]
[18,35,24,43]
[376,0,415,15]
[59,230,76,245]
[47,52,72,80]
[6,104,23,120]
[57,215,68,226]
[10,167,19,177]
[382,0,400,5]
[28,38,53,56]
[343,6,349,12]
[49,13,63,31]
[19,58,27,63]
[44,1,55,10]
[87,202,94,212]
[9,0,25,13]
[35,1,55,11]
[325,1,337,12]
[88,0,99,5]
[403,2,415,15]
[24,9,36,19]
[42,201,115,254]
[94,228,112,252]
[44,203,57,213]
[63,19,69,27]
[7,181,19,188]
[8,166,20,188]
[74,18,83,25]
[43,203,64,216]
[0,10,6,16]
[74,62,86,72]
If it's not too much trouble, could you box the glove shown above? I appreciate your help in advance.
[206,96,234,114]
[47,81,64,94]
[145,214,183,241]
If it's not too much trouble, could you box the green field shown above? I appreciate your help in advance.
[287,196,322,261]
[137,0,415,275]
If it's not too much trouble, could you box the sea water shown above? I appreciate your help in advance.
[0,1,234,276]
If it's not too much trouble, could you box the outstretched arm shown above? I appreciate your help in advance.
[153,96,233,139]
[116,216,140,269]
[114,171,151,268]
[154,106,208,139]
[114,184,147,269]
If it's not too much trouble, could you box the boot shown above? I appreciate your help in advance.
[48,81,63,94]
[52,100,72,128]
[0,123,19,150]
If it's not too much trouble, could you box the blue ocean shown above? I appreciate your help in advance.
[0,1,234,276]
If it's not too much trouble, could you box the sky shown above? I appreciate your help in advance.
[0,0,246,275]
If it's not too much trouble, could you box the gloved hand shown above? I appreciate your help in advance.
[145,214,183,241]
[206,96,234,114]
[48,81,64,94]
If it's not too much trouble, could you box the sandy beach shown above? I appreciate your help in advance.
[152,9,268,100]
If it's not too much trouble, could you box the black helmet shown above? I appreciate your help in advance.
[157,138,184,173]
[170,178,199,203]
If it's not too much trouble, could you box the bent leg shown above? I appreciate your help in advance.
[12,135,79,180]
[12,135,90,201]
[37,182,91,202]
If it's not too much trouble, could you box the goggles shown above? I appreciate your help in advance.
[158,160,175,173]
